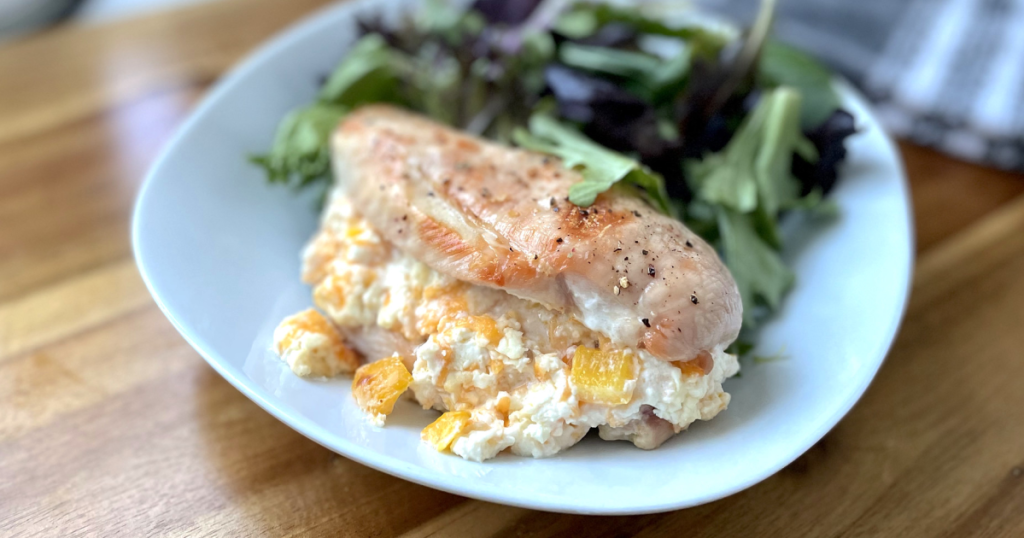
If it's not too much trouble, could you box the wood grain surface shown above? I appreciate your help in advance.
[1,1,1023,536]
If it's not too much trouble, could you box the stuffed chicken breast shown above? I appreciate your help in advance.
[274,105,743,461]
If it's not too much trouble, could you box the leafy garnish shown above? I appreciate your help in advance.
[716,208,793,324]
[686,87,823,326]
[558,43,689,102]
[250,103,347,188]
[794,109,857,195]
[250,14,551,189]
[250,34,411,188]
[512,113,673,215]
[319,34,403,108]
[688,87,815,215]
[471,0,544,25]
[554,3,726,58]
[759,40,840,129]
[543,64,667,156]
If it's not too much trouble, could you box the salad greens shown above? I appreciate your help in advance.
[512,113,673,215]
[553,2,727,57]
[684,87,817,324]
[250,103,347,187]
[759,41,841,129]
[251,0,855,331]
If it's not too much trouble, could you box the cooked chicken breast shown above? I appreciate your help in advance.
[333,105,742,362]
[273,105,743,461]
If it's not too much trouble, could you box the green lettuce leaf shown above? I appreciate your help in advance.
[717,208,794,325]
[249,103,348,187]
[554,3,726,58]
[759,40,840,128]
[558,43,690,102]
[319,34,404,108]
[512,114,673,215]
[251,34,412,189]
[686,86,823,326]
[687,86,815,219]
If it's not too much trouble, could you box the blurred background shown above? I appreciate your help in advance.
[2,0,1022,172]
[0,0,204,32]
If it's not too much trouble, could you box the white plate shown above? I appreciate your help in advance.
[132,0,913,515]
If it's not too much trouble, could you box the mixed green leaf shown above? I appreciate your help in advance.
[512,113,673,215]
[250,103,347,188]
[251,0,856,331]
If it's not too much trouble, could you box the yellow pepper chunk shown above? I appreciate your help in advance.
[421,411,473,451]
[344,225,365,239]
[352,355,413,422]
[570,346,636,405]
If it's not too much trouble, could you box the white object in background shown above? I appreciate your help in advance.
[132,0,914,515]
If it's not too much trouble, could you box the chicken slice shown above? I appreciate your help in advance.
[331,105,742,361]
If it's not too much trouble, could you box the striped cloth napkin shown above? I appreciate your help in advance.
[704,0,1024,171]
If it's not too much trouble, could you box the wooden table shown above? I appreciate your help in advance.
[2,1,1023,535]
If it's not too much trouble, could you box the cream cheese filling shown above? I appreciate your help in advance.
[281,193,738,461]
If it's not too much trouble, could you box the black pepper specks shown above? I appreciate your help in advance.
[642,250,648,255]
[685,240,693,248]
[556,237,563,243]
[648,264,656,277]
[427,191,435,197]
[691,295,699,305]
[632,210,642,218]
[641,318,651,328]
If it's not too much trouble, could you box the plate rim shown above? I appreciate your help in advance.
[131,0,916,515]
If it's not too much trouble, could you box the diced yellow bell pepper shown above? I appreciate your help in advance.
[352,355,413,419]
[570,346,636,405]
[421,411,473,451]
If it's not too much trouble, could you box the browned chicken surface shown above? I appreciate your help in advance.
[332,105,742,363]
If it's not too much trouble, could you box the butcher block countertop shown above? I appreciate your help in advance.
[1,0,1023,535]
